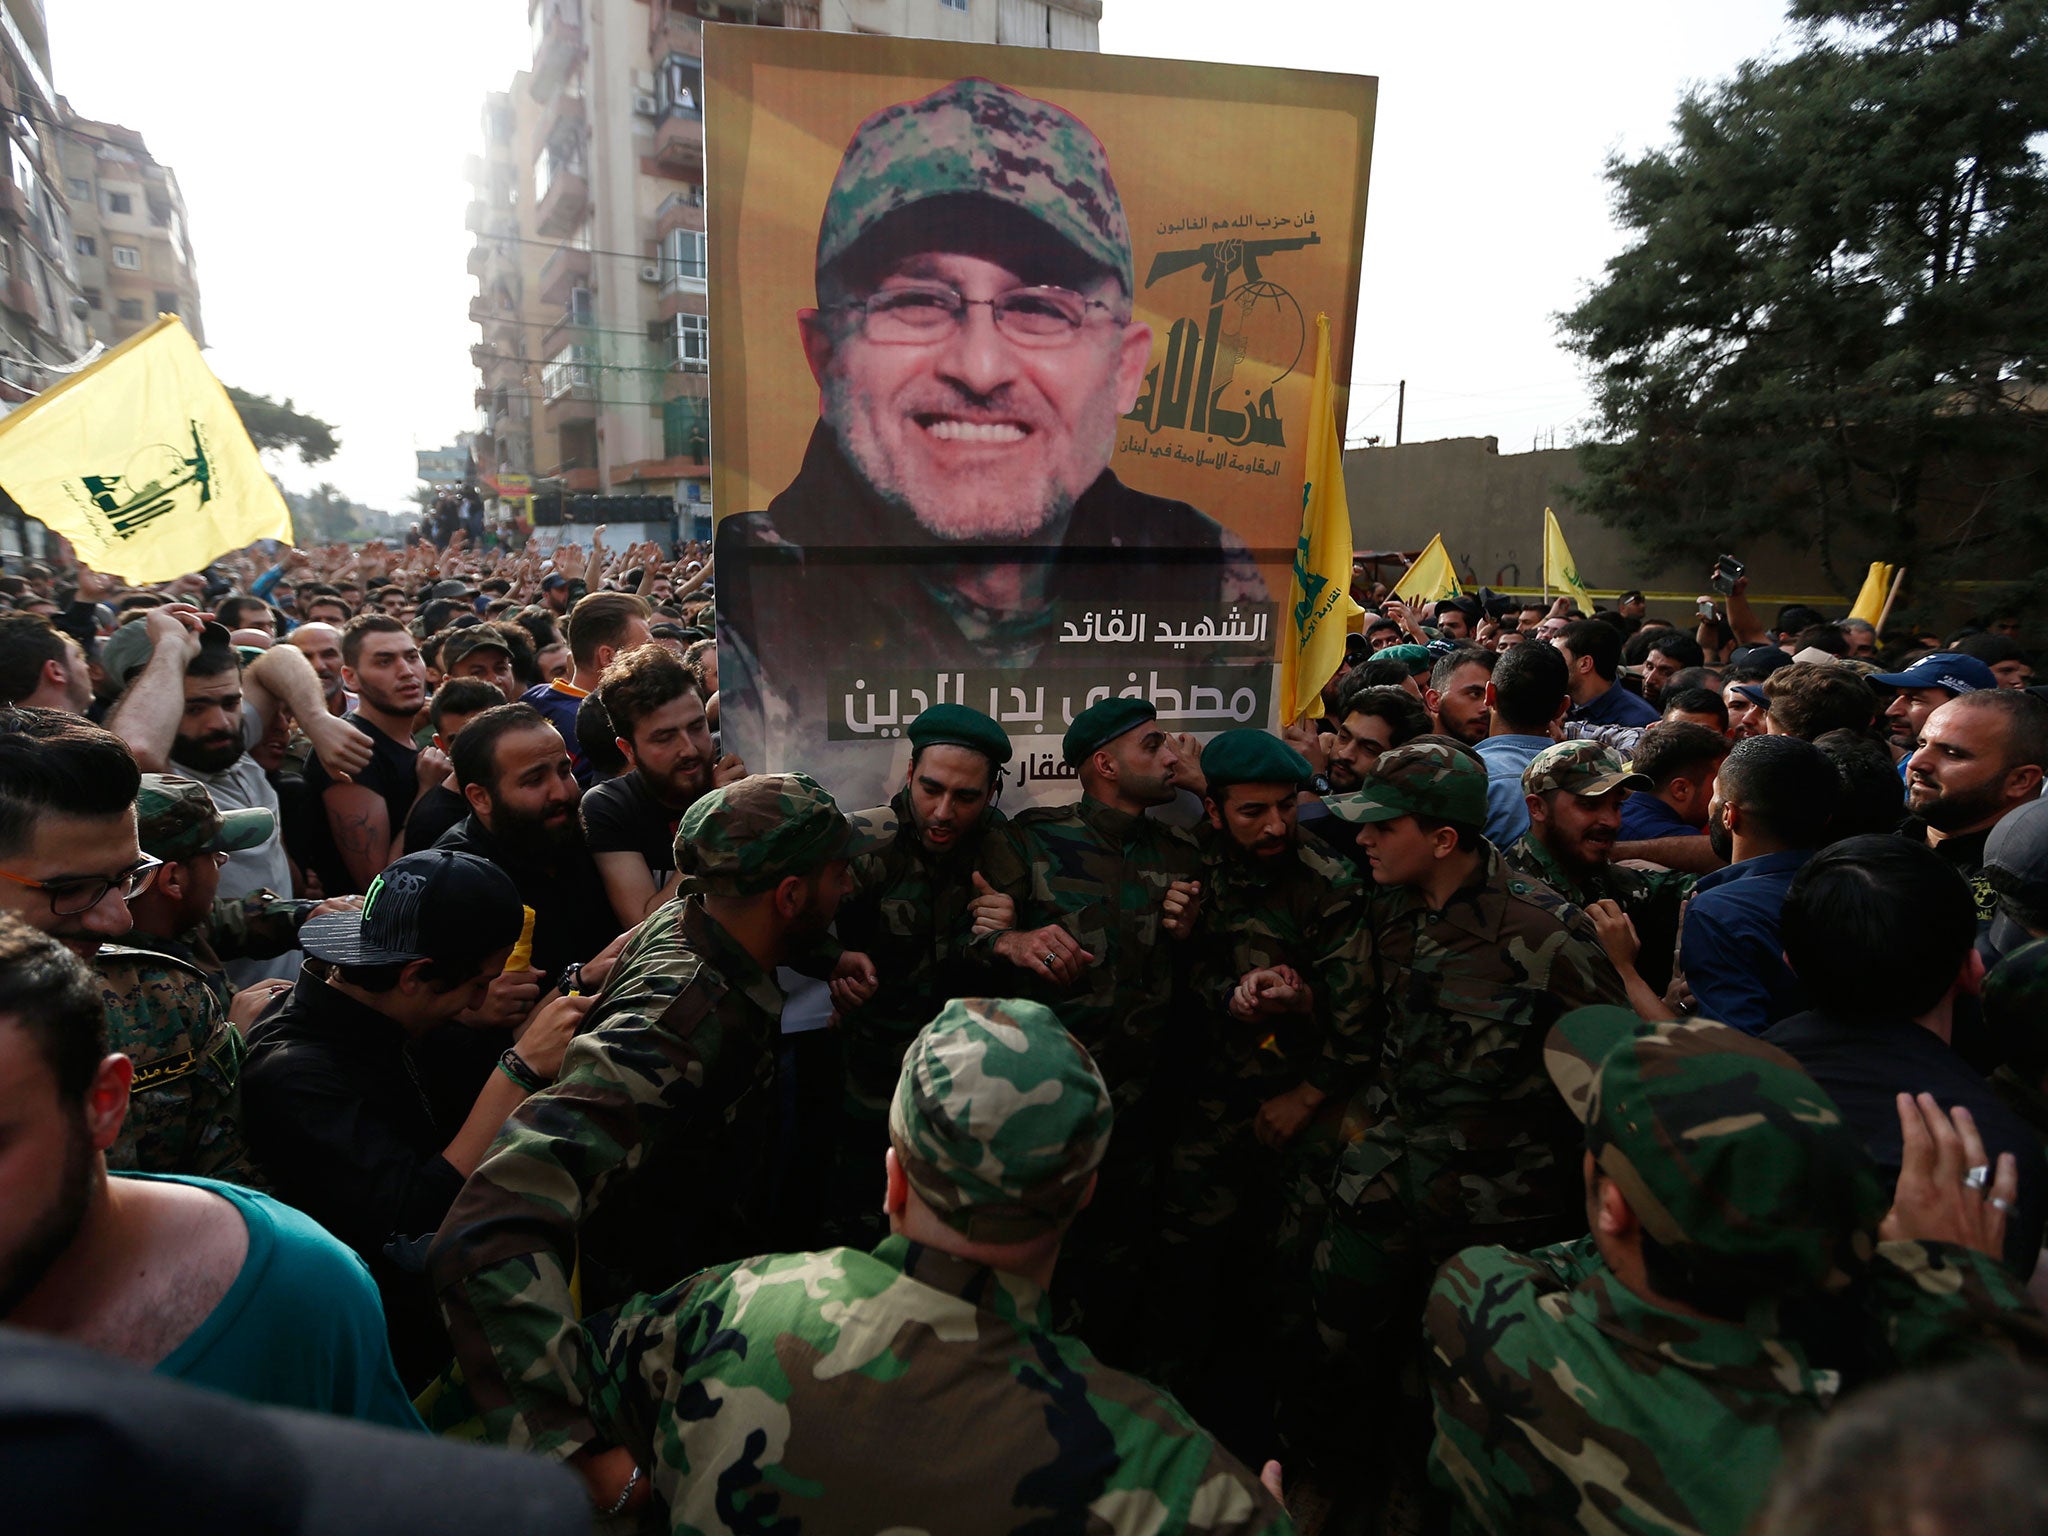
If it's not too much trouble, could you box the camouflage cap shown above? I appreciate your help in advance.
[1545,1006,1884,1295]
[136,773,274,863]
[888,997,1113,1244]
[100,616,237,688]
[1522,740,1651,800]
[1983,938,2048,1066]
[674,771,886,897]
[1323,737,1487,829]
[817,77,1133,296]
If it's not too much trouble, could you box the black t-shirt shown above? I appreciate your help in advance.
[581,770,682,889]
[302,714,419,889]
[403,783,469,857]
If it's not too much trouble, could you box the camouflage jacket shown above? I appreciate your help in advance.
[1427,1234,2048,1536]
[1333,846,1628,1242]
[587,1235,1294,1535]
[93,889,304,1184]
[1505,832,1693,992]
[835,789,1008,1115]
[1188,825,1378,1104]
[973,796,1203,1108]
[428,894,787,1460]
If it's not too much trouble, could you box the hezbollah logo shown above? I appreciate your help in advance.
[1291,490,1326,634]
[77,421,213,542]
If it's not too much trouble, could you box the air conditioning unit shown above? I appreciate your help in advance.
[638,263,661,283]
[633,93,660,118]
[633,71,655,94]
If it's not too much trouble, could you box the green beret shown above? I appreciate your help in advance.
[1061,696,1156,766]
[1199,729,1312,790]
[905,703,1012,765]
[1376,643,1434,677]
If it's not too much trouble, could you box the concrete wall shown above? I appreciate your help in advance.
[1342,435,1846,606]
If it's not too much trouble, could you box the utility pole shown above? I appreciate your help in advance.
[1395,379,1405,445]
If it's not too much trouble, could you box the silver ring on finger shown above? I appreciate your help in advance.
[1964,1164,1991,1192]
[1990,1195,2015,1215]
[1043,952,1058,969]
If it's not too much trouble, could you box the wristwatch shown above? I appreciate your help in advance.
[1310,773,1332,795]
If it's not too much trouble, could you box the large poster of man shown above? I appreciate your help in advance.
[708,29,1375,807]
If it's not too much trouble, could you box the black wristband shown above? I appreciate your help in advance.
[497,1046,548,1093]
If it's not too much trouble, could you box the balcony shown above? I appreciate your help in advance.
[655,14,702,58]
[540,86,585,151]
[533,146,587,237]
[652,109,703,174]
[655,186,704,239]
[537,242,590,305]
[529,0,583,102]
[465,198,514,238]
[0,273,33,316]
[551,466,601,493]
[540,300,593,360]
[466,240,491,277]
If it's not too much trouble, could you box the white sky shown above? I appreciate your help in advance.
[48,0,1796,512]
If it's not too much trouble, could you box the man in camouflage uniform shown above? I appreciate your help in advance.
[428,772,882,1508]
[1308,738,1628,1497]
[1506,740,1694,998]
[826,702,1013,1239]
[580,997,1294,1535]
[714,76,1264,807]
[1428,1007,2048,1536]
[1156,728,1374,1440]
[971,695,1204,1354]
[97,774,324,1182]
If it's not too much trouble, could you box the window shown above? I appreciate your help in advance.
[940,0,968,9]
[82,286,99,310]
[74,235,93,257]
[154,290,178,315]
[657,54,702,119]
[116,297,143,321]
[664,395,708,460]
[111,244,139,270]
[671,312,708,373]
[64,177,87,199]
[105,191,131,215]
[0,242,10,273]
[541,344,596,399]
[660,227,705,292]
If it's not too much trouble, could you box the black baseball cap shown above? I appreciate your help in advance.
[299,850,523,968]
[540,573,569,591]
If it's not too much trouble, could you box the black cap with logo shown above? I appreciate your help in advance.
[298,849,523,969]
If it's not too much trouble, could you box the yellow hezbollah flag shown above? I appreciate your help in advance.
[1848,562,1896,626]
[1278,313,1364,721]
[1393,532,1461,606]
[0,316,291,581]
[1543,507,1594,615]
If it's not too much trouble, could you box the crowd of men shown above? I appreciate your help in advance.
[1,527,2048,1536]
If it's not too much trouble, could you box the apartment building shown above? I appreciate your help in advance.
[0,0,88,400]
[58,107,204,348]
[467,0,1102,529]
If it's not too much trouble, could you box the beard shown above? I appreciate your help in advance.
[170,727,245,774]
[1327,759,1364,793]
[1914,775,2009,833]
[0,1113,94,1317]
[641,756,710,812]
[1708,814,1735,864]
[824,377,1089,543]
[489,796,584,860]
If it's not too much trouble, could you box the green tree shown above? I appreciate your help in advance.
[287,482,360,545]
[1561,0,2048,603]
[226,386,340,464]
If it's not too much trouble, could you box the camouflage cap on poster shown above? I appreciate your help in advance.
[816,76,1134,296]
[1522,739,1651,800]
[1200,728,1312,789]
[905,702,1013,765]
[889,997,1113,1243]
[136,773,275,863]
[1545,1006,1884,1295]
[1323,737,1487,829]
[674,771,886,896]
[1061,695,1156,766]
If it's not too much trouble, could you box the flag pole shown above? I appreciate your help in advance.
[1874,566,1908,639]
